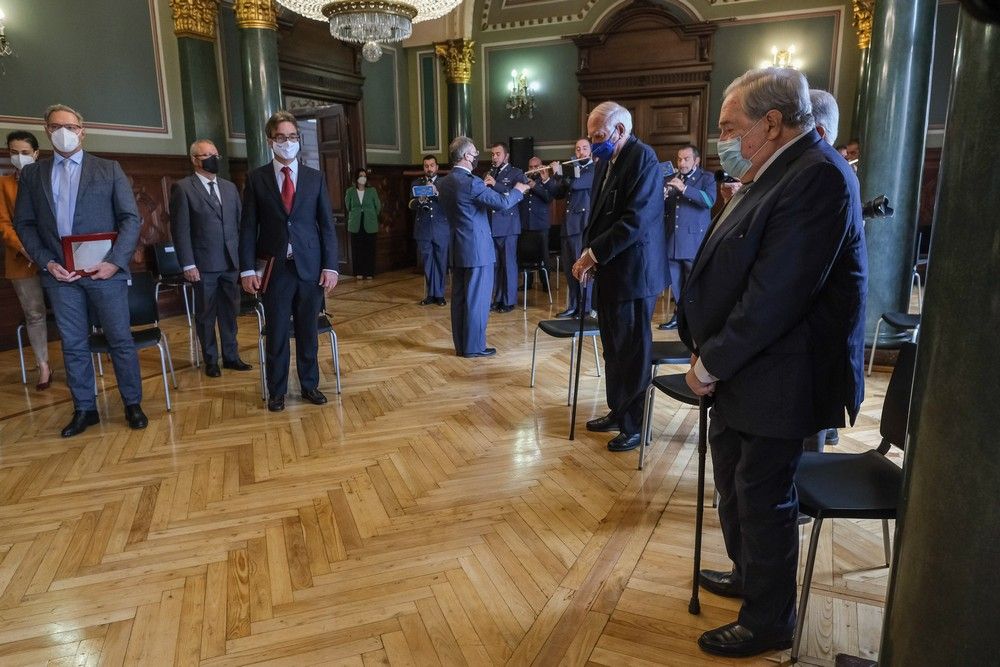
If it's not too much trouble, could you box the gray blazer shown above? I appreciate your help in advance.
[169,173,241,272]
[13,152,141,278]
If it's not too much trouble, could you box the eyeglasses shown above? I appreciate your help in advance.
[271,134,299,143]
[47,123,83,133]
[194,153,219,160]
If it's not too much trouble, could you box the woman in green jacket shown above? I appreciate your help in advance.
[345,168,382,279]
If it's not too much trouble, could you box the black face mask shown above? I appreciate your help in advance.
[201,155,220,174]
[467,153,479,170]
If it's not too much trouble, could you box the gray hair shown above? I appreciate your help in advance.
[44,104,84,125]
[724,68,814,131]
[449,136,475,164]
[189,139,217,156]
[809,89,839,145]
[589,101,633,134]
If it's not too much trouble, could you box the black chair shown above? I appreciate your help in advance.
[650,340,690,376]
[790,342,916,662]
[89,271,177,411]
[867,311,920,376]
[517,231,552,310]
[255,302,342,402]
[153,243,194,328]
[530,318,601,405]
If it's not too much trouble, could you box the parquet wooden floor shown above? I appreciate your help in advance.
[0,269,893,666]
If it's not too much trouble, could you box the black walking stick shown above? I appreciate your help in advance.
[568,278,588,440]
[689,395,709,614]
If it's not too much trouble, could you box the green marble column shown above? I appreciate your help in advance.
[850,1,874,137]
[878,8,1000,665]
[235,0,282,169]
[435,40,475,143]
[857,0,936,344]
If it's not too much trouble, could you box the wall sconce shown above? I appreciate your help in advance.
[763,44,801,69]
[0,8,13,59]
[505,69,539,120]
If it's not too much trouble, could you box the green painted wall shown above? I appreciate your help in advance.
[362,45,411,165]
[219,6,247,139]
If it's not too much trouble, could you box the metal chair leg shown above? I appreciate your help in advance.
[161,332,177,388]
[554,255,560,289]
[592,335,602,377]
[329,330,342,394]
[638,384,656,470]
[523,270,529,311]
[791,517,824,662]
[867,317,884,376]
[96,352,104,376]
[258,335,268,401]
[158,341,172,412]
[542,268,552,304]
[882,519,892,566]
[16,324,27,384]
[529,327,540,387]
[182,283,193,328]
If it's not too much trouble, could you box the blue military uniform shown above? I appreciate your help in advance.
[555,160,595,313]
[665,167,716,300]
[409,175,450,301]
[487,163,526,309]
[437,166,524,355]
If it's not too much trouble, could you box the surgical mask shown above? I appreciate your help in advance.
[272,140,300,161]
[716,117,767,180]
[10,154,35,170]
[357,176,367,186]
[590,129,619,161]
[200,155,220,174]
[51,127,81,153]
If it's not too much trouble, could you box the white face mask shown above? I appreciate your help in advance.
[51,127,81,153]
[357,176,367,186]
[10,154,35,170]
[272,140,300,161]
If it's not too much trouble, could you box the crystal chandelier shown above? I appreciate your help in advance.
[276,0,462,62]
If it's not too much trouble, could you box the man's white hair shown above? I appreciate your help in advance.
[809,89,839,146]
[724,67,815,131]
[589,101,633,134]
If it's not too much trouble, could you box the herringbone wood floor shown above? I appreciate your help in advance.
[0,269,893,666]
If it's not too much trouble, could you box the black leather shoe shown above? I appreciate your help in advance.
[462,347,497,358]
[61,410,100,438]
[608,432,641,452]
[555,307,579,318]
[205,363,222,378]
[125,404,148,430]
[698,569,744,598]
[490,302,500,311]
[827,427,840,445]
[435,297,447,306]
[586,414,620,432]
[495,305,515,313]
[302,388,327,405]
[420,297,436,306]
[658,316,678,330]
[267,395,285,412]
[223,359,253,371]
[697,622,792,658]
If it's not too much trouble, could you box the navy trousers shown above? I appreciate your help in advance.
[193,269,240,365]
[594,294,655,434]
[451,264,491,355]
[261,258,324,397]
[492,235,518,307]
[417,237,448,299]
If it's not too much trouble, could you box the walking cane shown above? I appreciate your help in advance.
[689,395,708,614]
[568,278,588,441]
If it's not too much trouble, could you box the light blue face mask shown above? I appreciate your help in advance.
[717,117,767,180]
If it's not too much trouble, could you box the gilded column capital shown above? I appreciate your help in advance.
[169,0,220,41]
[234,0,278,30]
[853,0,874,50]
[435,39,476,85]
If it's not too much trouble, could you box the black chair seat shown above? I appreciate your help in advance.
[650,340,689,365]
[796,450,902,520]
[882,312,920,330]
[90,327,163,352]
[650,373,699,406]
[538,318,599,338]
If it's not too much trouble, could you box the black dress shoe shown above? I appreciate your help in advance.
[608,432,641,452]
[435,297,447,306]
[658,316,678,330]
[586,414,620,432]
[698,622,792,658]
[61,410,100,438]
[827,427,840,444]
[419,297,436,306]
[490,302,500,311]
[267,395,285,412]
[555,307,579,318]
[462,347,497,358]
[125,404,148,430]
[223,359,253,371]
[302,388,327,405]
[495,304,515,313]
[698,569,744,598]
[205,363,222,378]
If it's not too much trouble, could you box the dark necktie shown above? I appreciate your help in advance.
[281,166,295,213]
[207,180,222,213]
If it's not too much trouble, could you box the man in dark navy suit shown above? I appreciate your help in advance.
[660,143,716,330]
[484,142,526,314]
[409,154,449,306]
[519,155,559,292]
[551,139,595,317]
[572,102,666,453]
[677,68,867,658]
[436,137,528,357]
[239,111,339,412]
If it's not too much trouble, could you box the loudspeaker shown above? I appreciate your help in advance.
[508,136,534,171]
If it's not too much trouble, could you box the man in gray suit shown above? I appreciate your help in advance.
[14,104,147,437]
[169,139,251,377]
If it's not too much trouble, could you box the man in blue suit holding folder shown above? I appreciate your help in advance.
[437,137,529,357]
[14,104,147,437]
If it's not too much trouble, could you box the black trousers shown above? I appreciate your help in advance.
[709,412,803,636]
[351,231,377,277]
[261,258,324,397]
[595,294,656,434]
[193,269,240,365]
